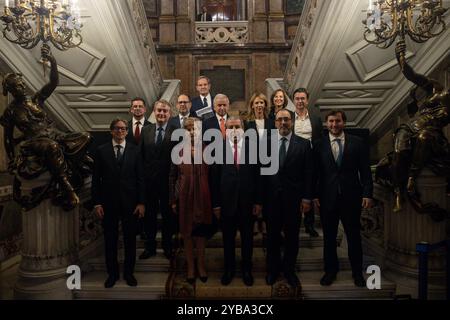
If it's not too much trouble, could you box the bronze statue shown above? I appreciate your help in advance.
[376,40,450,222]
[0,44,92,211]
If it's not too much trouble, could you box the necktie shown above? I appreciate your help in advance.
[335,138,343,166]
[134,121,141,143]
[115,145,123,164]
[220,117,226,138]
[203,97,208,108]
[279,137,287,168]
[180,116,185,128]
[156,127,163,145]
[234,140,239,169]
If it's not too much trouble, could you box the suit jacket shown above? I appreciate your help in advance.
[191,95,215,118]
[212,140,262,217]
[168,113,196,129]
[293,111,323,145]
[313,133,373,211]
[263,134,313,211]
[139,123,176,186]
[127,118,150,145]
[91,141,145,216]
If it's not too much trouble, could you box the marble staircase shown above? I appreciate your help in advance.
[74,226,396,300]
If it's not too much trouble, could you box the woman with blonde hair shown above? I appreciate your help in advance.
[169,117,215,284]
[244,92,274,136]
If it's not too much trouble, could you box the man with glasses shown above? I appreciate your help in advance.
[263,109,313,289]
[169,94,195,129]
[92,118,145,288]
[127,97,150,145]
[139,100,177,260]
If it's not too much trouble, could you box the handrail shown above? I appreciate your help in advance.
[416,239,450,300]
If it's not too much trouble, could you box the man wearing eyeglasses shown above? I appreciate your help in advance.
[169,94,195,129]
[263,109,313,289]
[139,100,177,260]
[127,97,150,145]
[92,118,145,288]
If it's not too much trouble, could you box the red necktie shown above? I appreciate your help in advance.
[234,140,239,169]
[134,121,141,144]
[220,118,226,139]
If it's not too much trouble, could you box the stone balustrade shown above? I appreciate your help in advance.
[195,21,249,44]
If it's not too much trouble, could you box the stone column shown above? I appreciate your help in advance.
[159,0,176,44]
[176,0,191,44]
[252,0,267,43]
[384,169,448,299]
[14,175,79,299]
[0,83,8,172]
[267,0,285,43]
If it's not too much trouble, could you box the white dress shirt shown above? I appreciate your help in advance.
[132,117,145,136]
[294,110,313,141]
[329,132,345,161]
[200,93,212,108]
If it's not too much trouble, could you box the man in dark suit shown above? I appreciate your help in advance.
[213,117,262,287]
[126,97,150,240]
[292,87,322,237]
[92,118,145,288]
[197,5,212,21]
[313,110,373,287]
[127,97,150,146]
[264,109,313,288]
[168,94,195,129]
[202,93,229,140]
[139,100,176,260]
[191,76,215,119]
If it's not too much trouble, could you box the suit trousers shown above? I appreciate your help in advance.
[103,211,137,277]
[143,184,174,252]
[266,191,301,275]
[320,194,363,275]
[220,202,255,272]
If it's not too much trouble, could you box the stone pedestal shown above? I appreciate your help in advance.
[14,198,79,299]
[383,169,448,299]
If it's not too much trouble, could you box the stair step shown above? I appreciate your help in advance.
[88,248,170,272]
[74,271,167,300]
[192,270,395,299]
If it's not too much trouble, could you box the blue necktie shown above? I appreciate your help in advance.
[203,97,208,108]
[335,138,343,167]
[156,127,163,145]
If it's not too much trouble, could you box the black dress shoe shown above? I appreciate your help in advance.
[320,272,337,286]
[353,274,366,287]
[139,249,156,260]
[305,226,319,237]
[285,272,300,287]
[242,271,254,287]
[124,274,138,287]
[199,275,208,283]
[221,270,234,286]
[265,272,279,285]
[186,277,196,285]
[104,275,118,288]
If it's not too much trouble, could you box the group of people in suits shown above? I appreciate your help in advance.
[91,76,373,290]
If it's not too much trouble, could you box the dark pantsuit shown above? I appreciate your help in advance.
[266,191,300,275]
[103,213,137,277]
[220,203,255,272]
[320,195,362,275]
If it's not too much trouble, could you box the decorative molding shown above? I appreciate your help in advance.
[195,21,249,44]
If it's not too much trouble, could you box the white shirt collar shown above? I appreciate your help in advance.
[112,139,126,149]
[329,132,345,142]
[295,109,310,120]
[278,131,293,142]
[132,117,145,127]
[216,113,227,123]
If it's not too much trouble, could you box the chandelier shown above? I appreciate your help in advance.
[363,0,447,48]
[1,0,82,51]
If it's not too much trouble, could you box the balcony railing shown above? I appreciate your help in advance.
[195,21,249,44]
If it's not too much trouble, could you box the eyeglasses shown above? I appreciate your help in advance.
[177,101,190,104]
[275,117,292,122]
[113,126,128,131]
